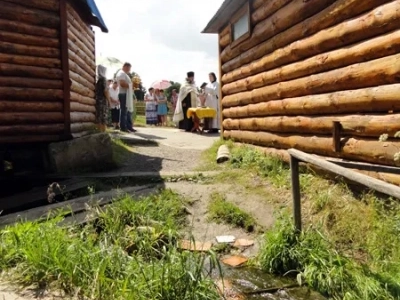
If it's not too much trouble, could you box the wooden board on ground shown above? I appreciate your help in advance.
[233,239,254,248]
[179,240,213,252]
[221,256,248,267]
[0,179,90,211]
[0,184,158,228]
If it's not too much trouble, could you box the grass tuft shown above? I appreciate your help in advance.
[207,192,256,232]
[0,190,220,299]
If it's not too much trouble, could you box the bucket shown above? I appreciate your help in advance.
[216,145,230,164]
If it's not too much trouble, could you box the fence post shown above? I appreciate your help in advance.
[290,155,302,232]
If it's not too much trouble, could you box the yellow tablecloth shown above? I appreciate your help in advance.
[187,107,217,119]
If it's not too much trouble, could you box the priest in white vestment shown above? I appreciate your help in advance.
[204,72,220,133]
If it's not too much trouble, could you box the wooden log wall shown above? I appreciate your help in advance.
[219,0,400,168]
[66,2,96,138]
[0,0,65,142]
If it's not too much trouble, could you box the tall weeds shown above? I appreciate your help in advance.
[0,190,219,300]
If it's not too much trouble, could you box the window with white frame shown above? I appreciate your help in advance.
[232,13,249,41]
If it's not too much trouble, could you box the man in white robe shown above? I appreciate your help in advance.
[173,71,199,131]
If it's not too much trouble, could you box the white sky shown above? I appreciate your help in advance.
[93,0,224,89]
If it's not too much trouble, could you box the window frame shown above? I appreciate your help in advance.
[229,2,251,48]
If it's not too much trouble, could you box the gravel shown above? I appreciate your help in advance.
[119,144,203,172]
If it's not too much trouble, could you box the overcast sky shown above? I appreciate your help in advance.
[93,0,224,88]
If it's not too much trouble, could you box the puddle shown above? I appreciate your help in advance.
[205,257,326,299]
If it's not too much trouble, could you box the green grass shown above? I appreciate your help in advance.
[257,213,400,300]
[207,192,256,232]
[111,138,132,166]
[0,190,220,300]
[202,141,400,299]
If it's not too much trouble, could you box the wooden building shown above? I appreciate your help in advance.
[203,0,400,168]
[0,0,108,144]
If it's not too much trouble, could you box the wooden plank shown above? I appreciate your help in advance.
[59,0,71,137]
[0,179,90,211]
[290,155,301,232]
[288,148,400,199]
[0,185,156,227]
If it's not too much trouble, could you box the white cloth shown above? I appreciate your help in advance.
[97,65,107,78]
[116,70,130,94]
[109,87,119,109]
[204,81,220,129]
[126,83,134,113]
[173,81,198,123]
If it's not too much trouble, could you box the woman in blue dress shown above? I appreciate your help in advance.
[156,89,168,127]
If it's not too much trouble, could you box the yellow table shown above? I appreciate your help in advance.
[187,107,217,133]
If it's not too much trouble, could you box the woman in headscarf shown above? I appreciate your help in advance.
[204,72,220,133]
[95,65,111,132]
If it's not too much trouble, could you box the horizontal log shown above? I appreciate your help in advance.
[68,58,95,84]
[0,30,59,47]
[70,112,95,123]
[0,53,60,68]
[251,0,291,25]
[222,0,396,76]
[222,53,400,108]
[219,0,290,49]
[245,144,400,186]
[68,49,95,78]
[0,1,59,28]
[220,25,229,37]
[70,102,96,113]
[0,63,62,79]
[220,0,335,63]
[0,41,60,58]
[223,114,400,138]
[67,21,95,55]
[0,77,62,89]
[223,29,400,94]
[71,122,95,133]
[3,0,59,12]
[0,124,64,135]
[66,3,95,47]
[0,101,62,112]
[69,71,94,90]
[70,92,96,106]
[68,39,96,70]
[67,26,95,61]
[0,135,63,144]
[0,18,58,38]
[0,112,64,125]
[70,80,95,99]
[0,87,63,101]
[222,84,400,118]
[224,130,400,166]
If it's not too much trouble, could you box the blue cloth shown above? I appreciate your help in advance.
[81,0,108,32]
[157,103,168,115]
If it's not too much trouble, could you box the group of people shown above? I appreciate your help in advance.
[143,88,169,127]
[95,62,136,133]
[172,71,220,133]
[95,64,220,134]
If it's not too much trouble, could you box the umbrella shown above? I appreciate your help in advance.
[151,80,171,90]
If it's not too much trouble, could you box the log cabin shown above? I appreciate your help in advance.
[0,0,107,176]
[0,0,108,144]
[202,0,400,171]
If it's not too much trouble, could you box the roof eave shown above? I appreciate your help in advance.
[201,0,247,34]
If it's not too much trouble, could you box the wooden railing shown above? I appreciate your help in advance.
[288,148,400,232]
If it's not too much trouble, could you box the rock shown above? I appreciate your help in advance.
[48,133,114,173]
[233,239,254,248]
